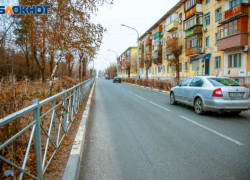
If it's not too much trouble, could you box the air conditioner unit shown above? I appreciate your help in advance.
[187,59,191,63]
[202,26,207,32]
[242,45,249,52]
[200,48,205,53]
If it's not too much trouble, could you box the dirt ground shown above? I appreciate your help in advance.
[43,83,93,180]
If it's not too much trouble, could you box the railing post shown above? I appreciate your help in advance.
[62,89,67,131]
[33,99,43,180]
[73,85,77,115]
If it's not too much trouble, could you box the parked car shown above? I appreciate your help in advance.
[113,77,121,83]
[105,76,110,80]
[170,76,250,115]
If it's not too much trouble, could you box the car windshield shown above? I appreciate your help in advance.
[208,78,241,86]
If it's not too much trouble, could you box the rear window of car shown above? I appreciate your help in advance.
[208,78,241,86]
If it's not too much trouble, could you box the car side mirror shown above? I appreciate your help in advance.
[176,83,180,86]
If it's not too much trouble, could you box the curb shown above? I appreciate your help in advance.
[62,81,95,180]
[123,82,170,94]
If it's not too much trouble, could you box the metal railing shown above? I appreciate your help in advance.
[0,78,95,179]
[194,67,210,76]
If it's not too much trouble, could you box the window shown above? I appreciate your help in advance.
[190,78,204,87]
[172,32,177,38]
[208,78,240,86]
[163,52,165,58]
[179,29,182,38]
[167,65,170,73]
[205,36,210,47]
[206,0,210,4]
[214,56,221,69]
[219,20,238,39]
[158,66,162,73]
[215,8,222,21]
[228,53,241,68]
[155,67,157,73]
[179,63,182,72]
[230,0,248,9]
[149,67,151,74]
[152,68,154,74]
[185,62,188,71]
[204,12,210,26]
[179,13,182,20]
[172,64,176,72]
[184,15,203,30]
[166,13,178,25]
[163,65,165,73]
[180,78,192,86]
[163,25,165,32]
[185,0,195,11]
[163,38,166,46]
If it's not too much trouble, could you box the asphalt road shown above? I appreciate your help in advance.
[79,78,250,180]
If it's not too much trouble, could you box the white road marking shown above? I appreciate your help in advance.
[179,116,244,146]
[148,101,170,111]
[135,95,146,100]
[127,91,134,95]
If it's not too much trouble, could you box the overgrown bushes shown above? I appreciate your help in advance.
[121,78,174,91]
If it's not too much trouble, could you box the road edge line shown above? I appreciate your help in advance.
[62,80,96,180]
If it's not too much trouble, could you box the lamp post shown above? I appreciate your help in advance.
[121,24,139,79]
[107,49,119,77]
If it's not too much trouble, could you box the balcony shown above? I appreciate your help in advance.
[139,58,144,68]
[220,4,249,24]
[139,45,143,49]
[146,39,152,45]
[154,32,162,39]
[217,33,248,51]
[185,4,202,19]
[185,26,202,37]
[185,47,204,56]
[166,21,178,32]
[152,50,162,65]
[166,37,178,46]
[185,0,202,12]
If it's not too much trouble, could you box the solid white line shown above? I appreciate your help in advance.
[179,116,244,146]
[135,94,146,100]
[148,101,170,111]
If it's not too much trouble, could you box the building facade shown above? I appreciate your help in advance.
[119,0,250,84]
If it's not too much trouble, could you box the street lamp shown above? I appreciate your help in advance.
[121,24,139,79]
[107,49,119,77]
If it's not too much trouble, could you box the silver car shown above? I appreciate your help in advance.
[170,76,250,115]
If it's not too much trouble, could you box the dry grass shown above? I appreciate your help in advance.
[0,77,90,179]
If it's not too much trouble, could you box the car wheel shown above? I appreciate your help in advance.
[170,92,177,105]
[194,98,205,115]
[230,111,241,115]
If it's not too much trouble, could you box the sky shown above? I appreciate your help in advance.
[90,0,179,73]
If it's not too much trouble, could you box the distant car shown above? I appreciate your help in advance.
[105,76,110,80]
[170,76,250,115]
[113,77,121,83]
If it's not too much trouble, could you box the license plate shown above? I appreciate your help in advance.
[229,92,244,97]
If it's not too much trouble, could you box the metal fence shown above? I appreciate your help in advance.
[0,78,95,179]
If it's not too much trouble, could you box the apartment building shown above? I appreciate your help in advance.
[118,47,138,78]
[122,0,250,83]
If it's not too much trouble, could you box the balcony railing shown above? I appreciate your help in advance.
[185,4,202,19]
[146,39,152,45]
[166,21,178,32]
[217,33,248,51]
[154,32,162,39]
[185,47,204,56]
[166,37,178,46]
[152,50,162,64]
[185,26,202,37]
[219,4,248,24]
[166,47,173,56]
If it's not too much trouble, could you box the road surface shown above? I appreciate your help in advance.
[79,78,250,180]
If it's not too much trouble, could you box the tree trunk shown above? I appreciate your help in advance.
[175,59,180,83]
[47,52,63,97]
[128,68,130,78]
[82,60,86,78]
[146,68,148,79]
[50,50,54,75]
[79,58,82,81]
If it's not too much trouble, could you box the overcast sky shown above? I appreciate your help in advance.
[90,0,179,73]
